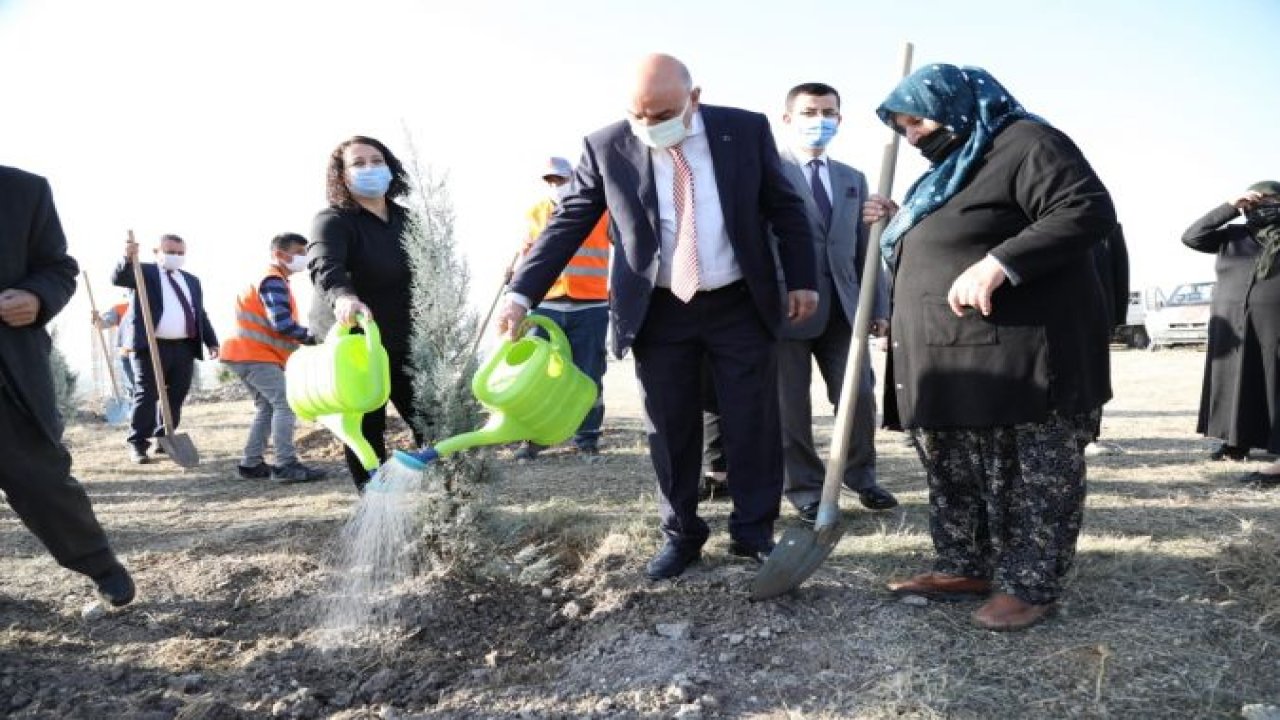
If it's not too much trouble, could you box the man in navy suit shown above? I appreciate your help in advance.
[498,54,818,579]
[113,234,219,464]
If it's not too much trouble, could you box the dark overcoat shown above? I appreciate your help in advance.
[1182,204,1280,451]
[0,166,80,443]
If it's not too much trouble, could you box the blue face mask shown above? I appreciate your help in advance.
[348,165,393,199]
[795,116,839,149]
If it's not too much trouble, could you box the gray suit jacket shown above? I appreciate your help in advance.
[779,149,888,340]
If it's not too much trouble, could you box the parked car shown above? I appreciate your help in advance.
[1113,290,1149,348]
[1144,281,1214,350]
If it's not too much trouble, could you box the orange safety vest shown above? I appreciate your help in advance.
[219,266,303,367]
[523,198,610,301]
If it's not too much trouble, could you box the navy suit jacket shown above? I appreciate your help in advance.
[111,260,218,358]
[511,104,818,357]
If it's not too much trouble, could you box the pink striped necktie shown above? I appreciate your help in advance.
[668,143,700,302]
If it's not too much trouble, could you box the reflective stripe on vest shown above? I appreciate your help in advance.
[219,267,302,366]
[544,212,610,301]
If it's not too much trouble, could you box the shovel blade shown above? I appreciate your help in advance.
[750,523,846,601]
[104,397,130,426]
[158,433,200,468]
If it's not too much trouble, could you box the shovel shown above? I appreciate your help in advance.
[752,43,913,600]
[82,272,131,425]
[128,229,200,468]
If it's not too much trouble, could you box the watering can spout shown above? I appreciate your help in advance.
[433,414,529,457]
[319,412,380,472]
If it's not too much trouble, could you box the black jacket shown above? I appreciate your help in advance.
[0,166,80,443]
[1182,203,1280,451]
[885,120,1117,429]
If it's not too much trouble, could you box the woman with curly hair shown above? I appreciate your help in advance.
[308,135,424,491]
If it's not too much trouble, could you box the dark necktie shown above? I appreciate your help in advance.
[165,270,197,338]
[809,158,832,230]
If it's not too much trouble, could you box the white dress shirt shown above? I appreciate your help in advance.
[154,269,195,339]
[652,111,741,290]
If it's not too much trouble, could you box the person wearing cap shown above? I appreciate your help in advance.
[1182,180,1280,484]
[509,157,612,459]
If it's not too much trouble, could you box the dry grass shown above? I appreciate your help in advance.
[3,349,1279,718]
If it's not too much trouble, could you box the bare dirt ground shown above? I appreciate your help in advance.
[2,349,1278,719]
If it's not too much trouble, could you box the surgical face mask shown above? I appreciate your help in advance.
[795,116,839,149]
[629,101,690,149]
[284,254,309,273]
[348,165,393,198]
[547,182,571,203]
[158,253,185,271]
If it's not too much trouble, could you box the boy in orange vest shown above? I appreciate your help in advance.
[512,157,611,460]
[220,233,325,483]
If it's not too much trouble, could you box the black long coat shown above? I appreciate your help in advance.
[884,120,1117,430]
[1182,204,1280,451]
[0,166,79,444]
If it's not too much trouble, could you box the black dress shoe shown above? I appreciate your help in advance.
[646,542,701,580]
[92,563,136,607]
[1210,444,1249,461]
[858,485,899,511]
[727,539,775,564]
[797,502,819,525]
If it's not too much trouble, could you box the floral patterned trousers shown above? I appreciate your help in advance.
[911,409,1101,605]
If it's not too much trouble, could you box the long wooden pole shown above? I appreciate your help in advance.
[127,230,180,438]
[814,42,914,541]
[82,272,123,400]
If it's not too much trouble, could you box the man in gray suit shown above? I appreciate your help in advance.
[777,83,897,519]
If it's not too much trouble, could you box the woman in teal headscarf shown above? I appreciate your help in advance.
[862,64,1117,631]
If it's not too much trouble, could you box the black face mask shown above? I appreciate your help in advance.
[916,128,967,164]
[1245,202,1280,228]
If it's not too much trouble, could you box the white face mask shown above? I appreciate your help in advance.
[284,254,309,273]
[629,100,690,149]
[158,253,185,271]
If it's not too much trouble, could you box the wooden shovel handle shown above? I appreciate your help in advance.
[82,272,123,399]
[815,43,913,538]
[127,230,179,435]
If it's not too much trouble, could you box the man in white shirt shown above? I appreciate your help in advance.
[497,54,818,580]
[112,234,219,464]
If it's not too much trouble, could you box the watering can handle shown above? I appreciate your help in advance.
[329,313,381,349]
[521,314,571,358]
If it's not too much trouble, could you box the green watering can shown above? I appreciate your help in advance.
[432,313,597,456]
[286,316,391,472]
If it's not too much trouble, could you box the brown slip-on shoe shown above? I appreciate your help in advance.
[887,572,992,601]
[972,593,1056,631]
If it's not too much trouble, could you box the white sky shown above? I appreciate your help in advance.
[3,0,1278,385]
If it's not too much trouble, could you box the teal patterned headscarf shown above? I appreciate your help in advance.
[876,64,1042,265]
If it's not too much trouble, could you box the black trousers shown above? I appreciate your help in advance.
[343,350,426,490]
[128,339,196,450]
[632,283,782,551]
[0,387,116,577]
